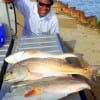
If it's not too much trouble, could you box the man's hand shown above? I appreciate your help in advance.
[4,0,13,3]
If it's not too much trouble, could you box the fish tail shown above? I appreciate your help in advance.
[83,66,100,81]
[91,66,100,81]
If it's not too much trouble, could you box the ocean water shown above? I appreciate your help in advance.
[59,0,100,19]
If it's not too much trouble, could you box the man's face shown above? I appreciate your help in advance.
[37,0,52,17]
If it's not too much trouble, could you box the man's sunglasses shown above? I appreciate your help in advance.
[38,2,52,8]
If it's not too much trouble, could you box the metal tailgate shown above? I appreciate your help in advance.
[13,34,64,53]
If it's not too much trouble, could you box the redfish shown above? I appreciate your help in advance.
[4,58,100,83]
[10,76,91,99]
[5,50,77,64]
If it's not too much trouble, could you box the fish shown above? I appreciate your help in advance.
[10,76,91,100]
[5,50,77,64]
[4,58,100,83]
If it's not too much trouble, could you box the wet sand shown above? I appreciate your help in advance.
[15,2,100,100]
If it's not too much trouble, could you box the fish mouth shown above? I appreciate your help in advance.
[4,73,14,82]
[4,77,18,83]
[4,74,22,83]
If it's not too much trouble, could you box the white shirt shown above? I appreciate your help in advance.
[14,0,59,35]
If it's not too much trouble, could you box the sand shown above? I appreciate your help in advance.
[58,14,100,65]
[15,2,100,100]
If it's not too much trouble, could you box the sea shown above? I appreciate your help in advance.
[59,0,100,19]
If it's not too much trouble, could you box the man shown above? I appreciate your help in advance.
[4,0,59,35]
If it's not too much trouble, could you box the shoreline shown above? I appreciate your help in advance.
[57,0,100,20]
[53,2,100,65]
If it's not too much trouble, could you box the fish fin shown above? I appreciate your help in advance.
[26,50,41,55]
[24,88,42,97]
[28,71,43,80]
[83,66,100,81]
[26,50,78,59]
[57,53,78,59]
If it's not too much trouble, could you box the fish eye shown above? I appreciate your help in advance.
[10,71,13,74]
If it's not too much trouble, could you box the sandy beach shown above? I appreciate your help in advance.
[15,1,100,100]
